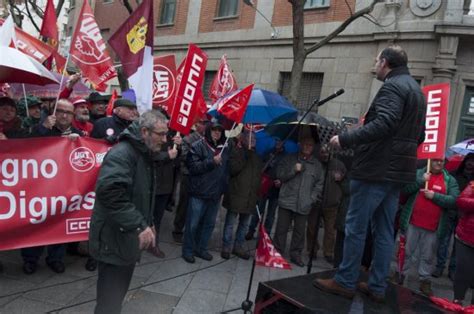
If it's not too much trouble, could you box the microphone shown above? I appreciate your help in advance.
[316,89,345,107]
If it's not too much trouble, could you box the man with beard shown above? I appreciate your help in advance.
[71,97,93,136]
[91,99,138,140]
[89,110,168,313]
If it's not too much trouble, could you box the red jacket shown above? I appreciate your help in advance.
[455,181,474,246]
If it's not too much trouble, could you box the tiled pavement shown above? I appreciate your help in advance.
[0,209,469,313]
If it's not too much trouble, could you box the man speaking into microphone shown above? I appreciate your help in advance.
[314,45,426,302]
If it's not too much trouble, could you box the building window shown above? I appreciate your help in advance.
[203,71,217,102]
[159,0,176,25]
[216,0,239,18]
[279,72,324,111]
[304,0,330,9]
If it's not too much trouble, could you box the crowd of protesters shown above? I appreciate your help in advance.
[0,44,473,311]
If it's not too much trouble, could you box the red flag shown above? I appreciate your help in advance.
[108,0,154,113]
[153,55,177,115]
[169,44,208,135]
[106,89,118,117]
[417,83,450,160]
[216,84,254,124]
[193,89,208,123]
[70,0,117,89]
[209,54,238,102]
[40,0,59,49]
[256,223,291,270]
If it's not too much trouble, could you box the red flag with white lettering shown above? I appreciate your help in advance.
[70,0,117,88]
[152,55,177,115]
[209,54,238,102]
[169,44,208,135]
[255,223,291,270]
[216,84,254,124]
[417,83,450,160]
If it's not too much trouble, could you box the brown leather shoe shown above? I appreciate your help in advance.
[357,282,385,303]
[313,278,355,299]
[148,246,165,258]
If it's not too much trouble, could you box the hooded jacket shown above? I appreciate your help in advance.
[187,125,229,200]
[455,182,474,246]
[89,122,156,266]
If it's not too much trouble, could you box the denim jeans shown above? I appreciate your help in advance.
[248,196,278,235]
[222,210,251,251]
[334,179,401,295]
[435,215,457,274]
[21,244,65,264]
[182,196,220,257]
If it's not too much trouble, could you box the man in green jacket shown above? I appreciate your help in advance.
[89,110,168,314]
[397,159,459,296]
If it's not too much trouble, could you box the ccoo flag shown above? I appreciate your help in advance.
[70,0,117,89]
[108,0,154,113]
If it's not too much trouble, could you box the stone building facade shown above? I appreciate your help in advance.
[68,0,474,145]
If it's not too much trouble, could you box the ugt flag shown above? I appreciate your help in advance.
[417,83,450,160]
[209,54,238,102]
[255,223,291,270]
[70,0,117,89]
[153,54,177,115]
[70,1,117,89]
[108,0,154,114]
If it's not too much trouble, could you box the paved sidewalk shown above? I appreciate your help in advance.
[0,209,468,313]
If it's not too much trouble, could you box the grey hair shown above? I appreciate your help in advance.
[138,110,168,130]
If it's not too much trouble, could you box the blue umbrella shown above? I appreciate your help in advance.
[255,129,298,157]
[208,88,297,124]
[447,138,474,157]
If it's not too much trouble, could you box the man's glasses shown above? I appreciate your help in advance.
[150,129,167,137]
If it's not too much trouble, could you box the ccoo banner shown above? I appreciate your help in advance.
[417,82,450,160]
[0,137,111,251]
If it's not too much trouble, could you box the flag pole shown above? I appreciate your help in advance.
[221,205,262,314]
[219,121,237,157]
[22,84,29,117]
[425,158,431,190]
[52,53,71,115]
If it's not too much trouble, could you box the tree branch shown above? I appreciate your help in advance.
[304,0,382,56]
[28,0,44,19]
[122,0,134,14]
[24,0,40,32]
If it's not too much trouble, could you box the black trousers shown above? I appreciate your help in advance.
[95,262,135,314]
[453,239,474,303]
[173,174,189,234]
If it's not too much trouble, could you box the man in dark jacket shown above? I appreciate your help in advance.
[89,110,168,313]
[91,98,138,140]
[182,120,229,263]
[314,45,427,301]
[20,96,42,131]
[87,92,110,123]
[221,129,262,260]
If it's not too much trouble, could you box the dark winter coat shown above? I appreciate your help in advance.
[187,128,229,200]
[223,145,263,214]
[400,168,459,238]
[91,114,132,140]
[31,123,83,137]
[88,122,156,266]
[339,66,426,183]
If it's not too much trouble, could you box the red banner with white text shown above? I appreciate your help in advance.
[0,137,111,251]
[169,44,208,135]
[153,55,177,115]
[417,83,450,160]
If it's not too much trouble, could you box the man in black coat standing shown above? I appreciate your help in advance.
[91,99,138,140]
[314,45,426,302]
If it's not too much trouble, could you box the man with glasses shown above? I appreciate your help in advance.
[22,98,83,275]
[89,110,168,313]
[91,98,138,140]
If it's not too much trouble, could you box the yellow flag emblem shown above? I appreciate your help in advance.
[126,17,148,54]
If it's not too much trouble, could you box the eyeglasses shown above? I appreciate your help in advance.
[149,129,168,137]
[56,109,74,116]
